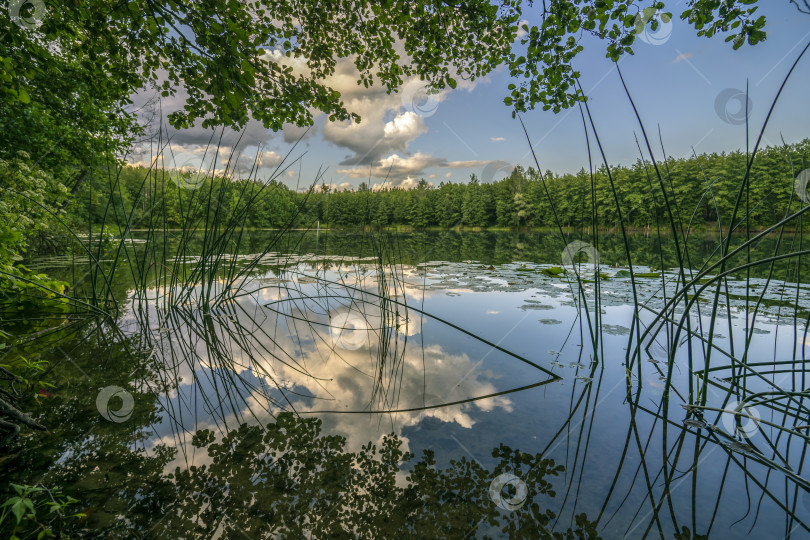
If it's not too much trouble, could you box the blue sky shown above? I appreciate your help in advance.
[144,2,810,190]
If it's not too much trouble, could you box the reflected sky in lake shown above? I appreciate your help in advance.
[8,231,810,538]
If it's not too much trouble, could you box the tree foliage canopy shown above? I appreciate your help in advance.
[0,0,780,167]
[506,0,770,112]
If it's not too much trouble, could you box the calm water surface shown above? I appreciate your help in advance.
[6,231,810,538]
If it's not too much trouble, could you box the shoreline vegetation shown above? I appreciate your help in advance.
[126,224,808,234]
[65,140,810,235]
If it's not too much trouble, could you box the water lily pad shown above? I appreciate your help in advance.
[602,324,630,335]
[541,266,566,277]
[520,304,554,311]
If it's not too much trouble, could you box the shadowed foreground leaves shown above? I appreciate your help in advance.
[154,413,600,539]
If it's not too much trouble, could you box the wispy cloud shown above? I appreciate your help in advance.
[515,19,529,40]
[491,137,505,142]
[336,154,492,185]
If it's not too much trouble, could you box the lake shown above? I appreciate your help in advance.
[5,230,810,538]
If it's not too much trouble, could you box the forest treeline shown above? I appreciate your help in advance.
[68,140,810,232]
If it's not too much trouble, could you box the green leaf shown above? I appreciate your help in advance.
[16,88,31,104]
[11,499,27,523]
[22,498,35,516]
